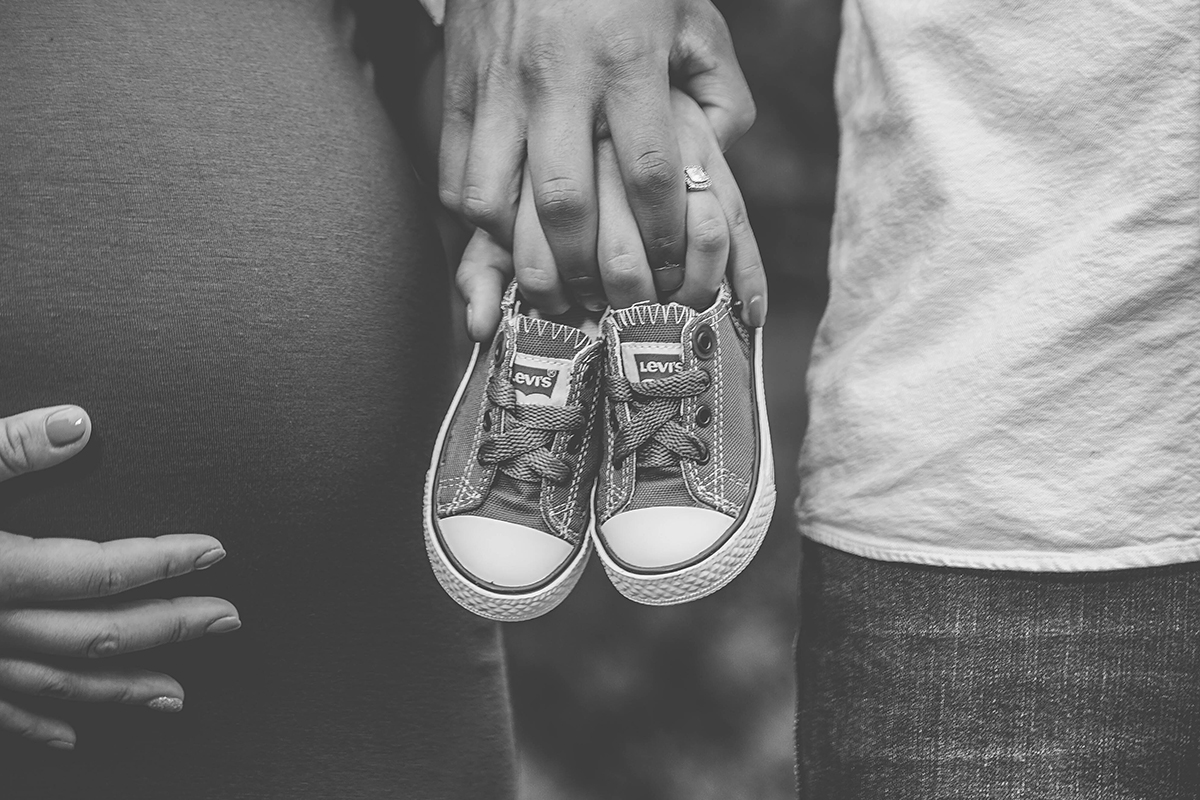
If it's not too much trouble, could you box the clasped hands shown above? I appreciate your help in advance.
[0,0,762,752]
[439,0,768,339]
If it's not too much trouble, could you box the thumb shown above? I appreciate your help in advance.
[456,228,515,342]
[0,405,92,483]
[674,11,756,151]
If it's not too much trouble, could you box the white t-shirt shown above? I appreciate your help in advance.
[797,0,1200,570]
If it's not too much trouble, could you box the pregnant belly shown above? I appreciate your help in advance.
[0,3,511,798]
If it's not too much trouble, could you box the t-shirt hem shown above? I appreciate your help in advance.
[803,526,1200,572]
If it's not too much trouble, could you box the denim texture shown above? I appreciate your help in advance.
[797,539,1200,799]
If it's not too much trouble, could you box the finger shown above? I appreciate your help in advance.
[0,596,241,659]
[0,695,75,750]
[0,533,227,604]
[665,95,729,310]
[709,160,767,326]
[513,165,570,316]
[675,8,757,150]
[604,67,687,296]
[459,98,525,247]
[595,138,655,309]
[671,91,767,326]
[526,104,604,311]
[0,405,91,483]
[457,228,515,342]
[673,189,729,311]
[438,49,475,216]
[0,657,185,711]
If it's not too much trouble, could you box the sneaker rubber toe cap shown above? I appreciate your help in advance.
[600,507,735,570]
[439,516,574,589]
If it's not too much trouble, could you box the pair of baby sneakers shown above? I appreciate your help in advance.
[423,282,775,622]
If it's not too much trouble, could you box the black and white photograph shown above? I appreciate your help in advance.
[1,0,1197,798]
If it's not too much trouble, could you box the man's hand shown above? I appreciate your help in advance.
[457,90,767,341]
[439,0,755,313]
[0,406,240,751]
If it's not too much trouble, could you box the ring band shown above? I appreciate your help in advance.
[683,165,712,192]
[651,260,682,272]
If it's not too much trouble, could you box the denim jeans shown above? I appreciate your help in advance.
[797,539,1200,799]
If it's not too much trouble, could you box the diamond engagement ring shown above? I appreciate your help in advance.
[683,165,712,192]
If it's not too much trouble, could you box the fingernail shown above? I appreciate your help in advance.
[466,304,475,335]
[194,548,226,570]
[45,407,87,447]
[147,696,184,713]
[46,739,75,751]
[652,262,684,294]
[205,616,241,635]
[746,295,767,327]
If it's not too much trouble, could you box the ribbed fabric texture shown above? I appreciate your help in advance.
[0,2,516,797]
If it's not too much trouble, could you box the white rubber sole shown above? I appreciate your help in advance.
[423,343,591,622]
[593,327,776,606]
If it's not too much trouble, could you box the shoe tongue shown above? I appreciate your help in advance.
[610,302,694,384]
[509,316,593,408]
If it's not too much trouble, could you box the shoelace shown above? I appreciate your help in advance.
[607,368,711,468]
[477,371,586,485]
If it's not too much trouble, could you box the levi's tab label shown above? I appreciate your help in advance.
[511,353,574,407]
[620,342,684,383]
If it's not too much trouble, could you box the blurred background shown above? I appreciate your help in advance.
[505,2,841,798]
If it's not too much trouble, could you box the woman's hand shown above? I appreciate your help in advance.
[456,89,767,341]
[0,405,240,751]
[439,0,755,312]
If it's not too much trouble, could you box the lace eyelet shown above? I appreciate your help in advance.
[694,405,712,427]
[693,323,716,359]
[566,433,582,454]
[482,410,492,432]
[492,331,505,366]
[694,443,711,466]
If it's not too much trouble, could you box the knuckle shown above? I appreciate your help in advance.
[534,178,589,227]
[167,613,189,645]
[517,39,565,91]
[158,552,184,582]
[0,420,36,476]
[516,267,558,298]
[35,669,74,701]
[690,216,729,255]
[443,71,476,116]
[601,252,646,286]
[628,150,676,197]
[90,563,128,598]
[645,232,685,260]
[86,628,121,659]
[459,187,503,228]
[12,718,42,741]
[597,30,653,73]
[726,202,751,236]
[438,184,463,214]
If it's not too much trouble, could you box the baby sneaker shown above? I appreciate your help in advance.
[594,283,775,605]
[424,284,603,621]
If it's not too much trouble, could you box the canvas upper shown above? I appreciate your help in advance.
[432,285,603,591]
[596,284,759,572]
